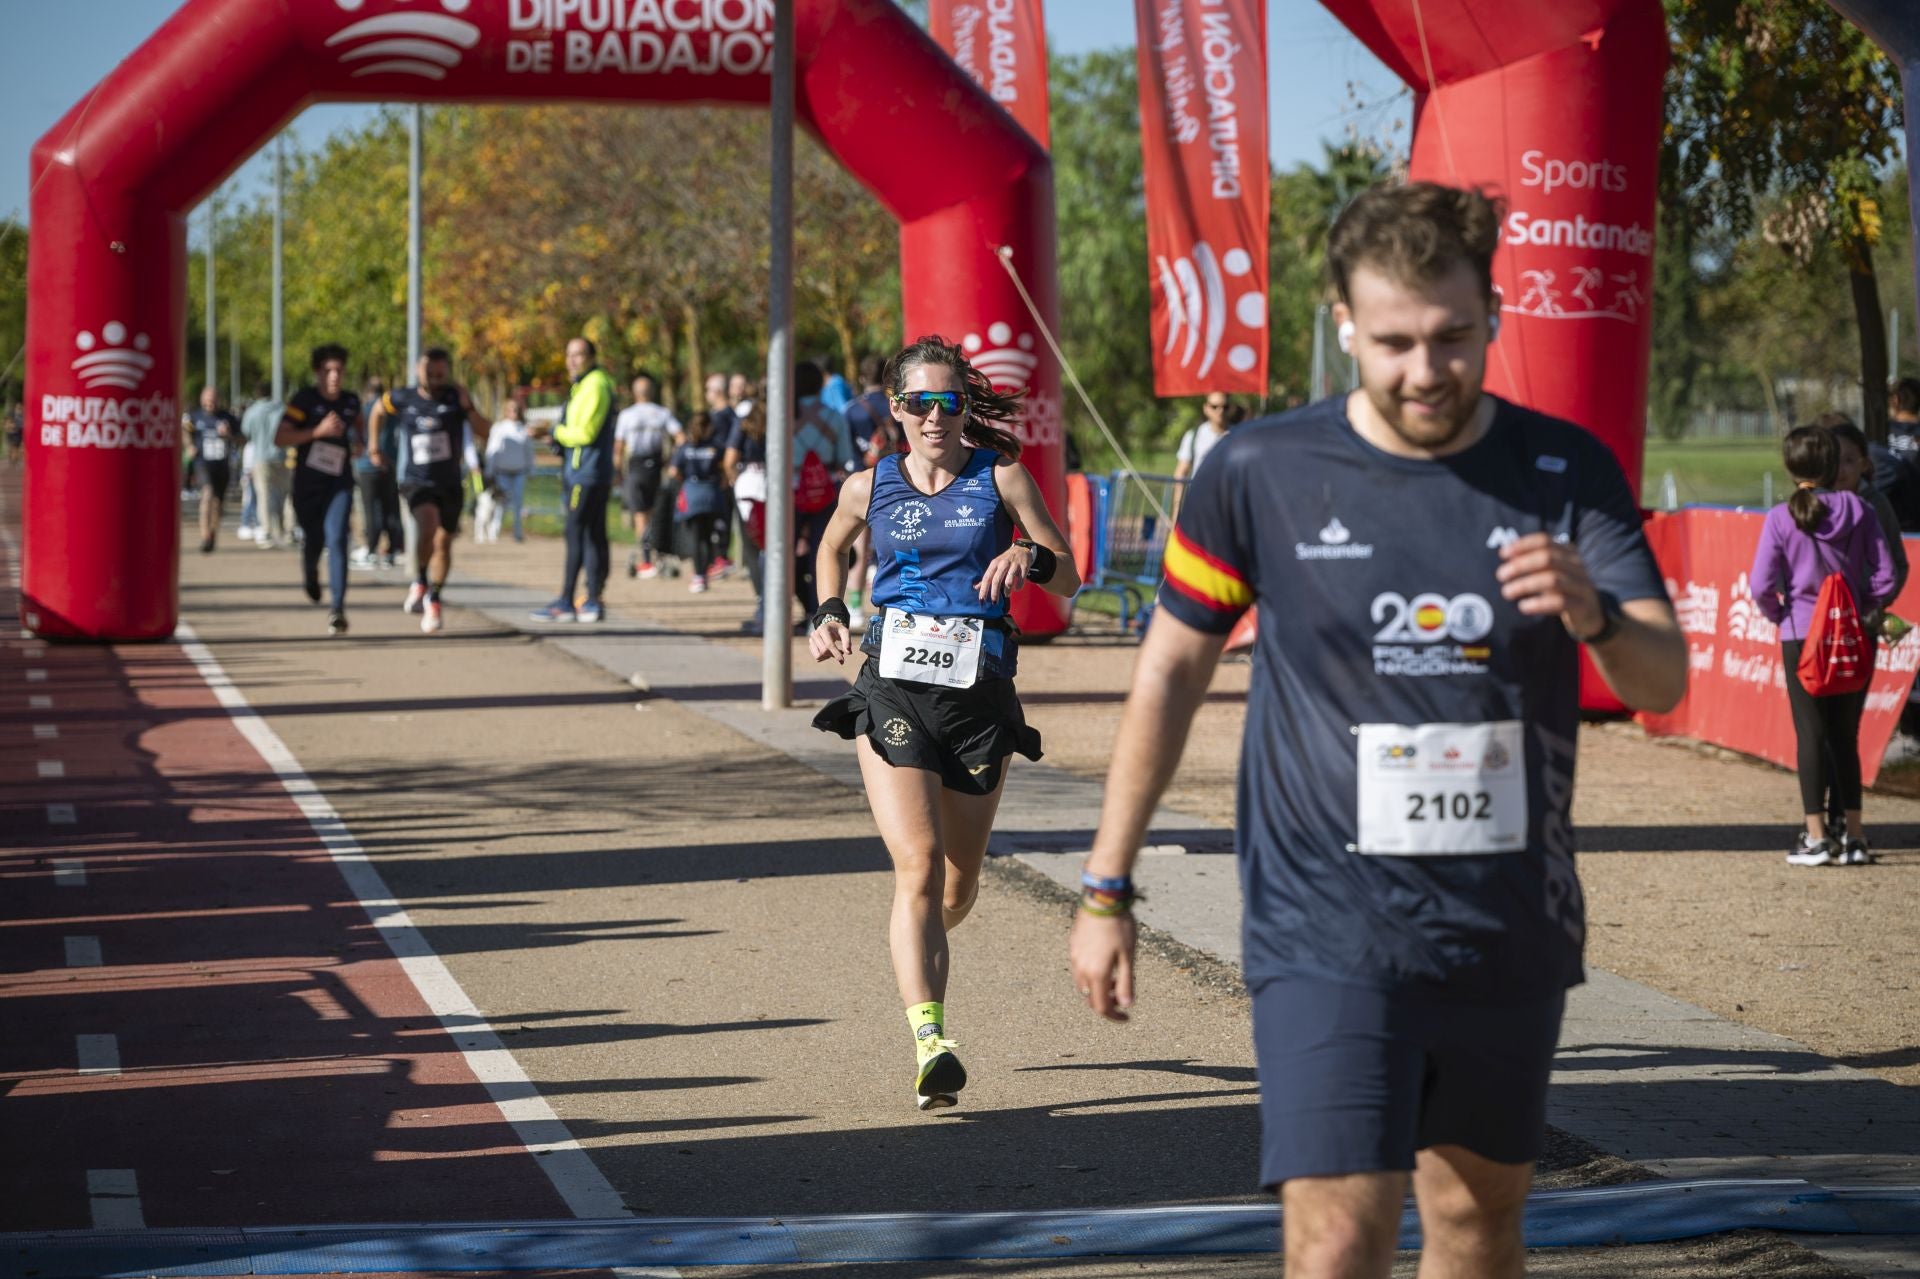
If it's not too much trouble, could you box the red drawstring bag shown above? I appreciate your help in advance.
[795,448,835,515]
[1798,544,1870,696]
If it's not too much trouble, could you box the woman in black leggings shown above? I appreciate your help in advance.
[1750,426,1898,866]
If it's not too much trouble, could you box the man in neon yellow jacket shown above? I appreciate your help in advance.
[532,337,618,623]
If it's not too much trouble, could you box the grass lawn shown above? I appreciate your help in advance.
[1641,436,1788,510]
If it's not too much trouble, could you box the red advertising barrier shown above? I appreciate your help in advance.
[929,0,1050,149]
[1134,0,1270,398]
[1639,508,1920,787]
[24,0,1068,641]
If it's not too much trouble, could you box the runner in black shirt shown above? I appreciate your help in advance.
[1069,184,1686,1278]
[184,386,238,553]
[368,347,491,635]
[276,344,361,634]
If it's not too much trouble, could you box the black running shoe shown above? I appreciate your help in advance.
[303,562,322,603]
[327,611,348,636]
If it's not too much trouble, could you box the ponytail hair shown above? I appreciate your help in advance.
[1781,424,1838,534]
[882,334,1025,460]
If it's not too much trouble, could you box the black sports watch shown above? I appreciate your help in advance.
[1577,591,1624,646]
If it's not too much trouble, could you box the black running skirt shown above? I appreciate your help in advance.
[813,660,1042,795]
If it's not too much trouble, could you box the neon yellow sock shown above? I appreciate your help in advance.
[907,1001,946,1056]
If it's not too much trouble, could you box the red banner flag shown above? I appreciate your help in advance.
[928,0,1051,150]
[1134,0,1269,397]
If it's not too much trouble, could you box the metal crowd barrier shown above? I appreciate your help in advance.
[1073,470,1187,631]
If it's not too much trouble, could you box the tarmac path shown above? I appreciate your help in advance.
[0,474,1896,1277]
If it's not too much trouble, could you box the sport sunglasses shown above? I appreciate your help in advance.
[890,390,965,417]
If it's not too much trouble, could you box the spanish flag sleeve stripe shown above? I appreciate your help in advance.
[1163,526,1252,612]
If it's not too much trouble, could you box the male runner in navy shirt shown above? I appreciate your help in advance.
[184,386,238,554]
[1070,184,1686,1279]
[368,347,491,635]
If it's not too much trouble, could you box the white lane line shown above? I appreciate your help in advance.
[174,622,634,1224]
[47,802,76,824]
[28,694,51,709]
[36,759,64,778]
[76,1033,121,1076]
[23,644,44,658]
[25,668,46,682]
[64,935,103,967]
[52,859,86,887]
[33,723,58,739]
[86,1169,145,1229]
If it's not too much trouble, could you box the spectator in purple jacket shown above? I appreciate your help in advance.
[1751,425,1898,868]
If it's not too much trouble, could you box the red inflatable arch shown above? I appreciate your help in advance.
[23,0,1064,640]
[1323,0,1668,493]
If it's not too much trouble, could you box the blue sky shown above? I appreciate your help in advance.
[0,1,1400,228]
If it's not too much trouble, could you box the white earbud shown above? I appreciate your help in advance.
[1337,320,1355,355]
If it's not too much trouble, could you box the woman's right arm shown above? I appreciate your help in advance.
[808,471,875,664]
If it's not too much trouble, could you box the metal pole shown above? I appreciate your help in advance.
[1890,306,1901,381]
[204,198,216,400]
[762,0,796,711]
[230,328,240,409]
[272,135,284,403]
[403,106,424,576]
[407,105,423,369]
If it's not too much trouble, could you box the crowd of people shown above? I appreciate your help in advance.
[178,334,937,641]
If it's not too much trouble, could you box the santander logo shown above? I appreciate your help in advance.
[1157,240,1264,377]
[328,0,481,81]
[71,322,153,391]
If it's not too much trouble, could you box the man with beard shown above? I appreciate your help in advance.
[1068,183,1686,1279]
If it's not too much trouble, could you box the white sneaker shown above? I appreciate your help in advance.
[421,599,443,634]
[638,561,662,580]
[689,574,708,594]
[1786,835,1836,867]
[236,526,257,542]
[1842,837,1876,866]
[403,582,427,614]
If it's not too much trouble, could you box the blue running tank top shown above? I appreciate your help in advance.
[868,449,1015,619]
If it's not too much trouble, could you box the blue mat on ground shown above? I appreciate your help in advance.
[3,1179,1915,1275]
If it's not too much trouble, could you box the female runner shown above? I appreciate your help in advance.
[810,335,1079,1110]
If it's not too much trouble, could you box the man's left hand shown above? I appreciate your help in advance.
[1495,532,1605,639]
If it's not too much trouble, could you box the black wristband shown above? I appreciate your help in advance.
[1015,539,1057,584]
[1578,592,1623,646]
[810,597,851,632]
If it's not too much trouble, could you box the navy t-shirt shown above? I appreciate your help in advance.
[187,409,237,464]
[670,441,726,518]
[867,448,1013,619]
[384,385,466,489]
[282,388,362,495]
[1158,394,1666,1003]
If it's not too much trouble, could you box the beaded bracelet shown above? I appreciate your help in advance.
[1080,871,1132,893]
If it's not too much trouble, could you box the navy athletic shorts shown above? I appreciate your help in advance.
[1250,975,1565,1187]
[402,480,464,536]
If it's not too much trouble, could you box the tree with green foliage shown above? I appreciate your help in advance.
[0,221,25,403]
[1663,0,1905,439]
